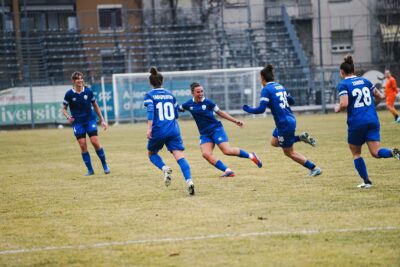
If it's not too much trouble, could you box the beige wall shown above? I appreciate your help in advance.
[311,0,372,67]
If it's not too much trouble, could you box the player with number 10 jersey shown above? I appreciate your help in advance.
[143,67,195,195]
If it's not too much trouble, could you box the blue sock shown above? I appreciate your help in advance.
[354,157,371,184]
[238,149,250,158]
[95,148,107,165]
[303,160,316,170]
[214,160,228,172]
[294,136,300,142]
[81,152,93,172]
[177,158,191,181]
[377,148,393,158]
[149,154,165,170]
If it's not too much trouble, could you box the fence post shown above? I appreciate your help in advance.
[101,76,108,124]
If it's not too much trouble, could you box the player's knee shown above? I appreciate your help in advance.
[202,151,212,160]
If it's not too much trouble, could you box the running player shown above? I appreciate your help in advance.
[144,67,195,195]
[334,55,400,188]
[179,82,262,178]
[62,71,110,176]
[242,64,321,177]
[384,70,400,123]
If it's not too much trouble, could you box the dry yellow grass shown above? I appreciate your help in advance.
[0,111,399,266]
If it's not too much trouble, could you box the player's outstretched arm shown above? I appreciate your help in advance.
[242,102,268,114]
[92,102,108,130]
[216,110,244,128]
[372,88,384,101]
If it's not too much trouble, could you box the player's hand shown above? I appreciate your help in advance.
[67,116,74,123]
[235,120,244,128]
[334,104,341,113]
[101,120,108,130]
[147,129,152,139]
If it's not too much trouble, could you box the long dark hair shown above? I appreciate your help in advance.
[149,67,163,88]
[260,64,274,82]
[340,55,354,75]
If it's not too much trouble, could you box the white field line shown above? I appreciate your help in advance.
[0,226,398,255]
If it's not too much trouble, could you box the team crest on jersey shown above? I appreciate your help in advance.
[202,105,206,110]
[72,97,76,101]
[84,95,88,100]
[190,107,193,110]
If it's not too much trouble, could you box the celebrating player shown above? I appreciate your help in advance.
[62,71,110,176]
[384,70,400,123]
[179,82,262,178]
[334,55,400,188]
[243,64,321,177]
[143,67,195,195]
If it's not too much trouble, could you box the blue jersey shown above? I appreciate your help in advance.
[260,82,296,132]
[143,88,180,139]
[63,87,96,124]
[180,97,223,135]
[337,76,379,128]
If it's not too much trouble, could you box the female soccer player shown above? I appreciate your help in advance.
[334,55,400,188]
[179,82,262,177]
[62,71,110,176]
[143,67,195,195]
[384,70,400,123]
[242,64,321,177]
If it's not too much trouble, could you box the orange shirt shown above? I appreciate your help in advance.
[385,76,398,96]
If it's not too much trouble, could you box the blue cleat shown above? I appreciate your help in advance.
[103,164,110,174]
[84,170,94,176]
[251,152,263,168]
[308,167,322,177]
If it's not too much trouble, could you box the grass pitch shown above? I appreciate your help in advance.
[1,112,399,266]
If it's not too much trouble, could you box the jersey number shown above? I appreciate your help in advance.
[156,102,175,121]
[276,92,289,109]
[352,87,372,108]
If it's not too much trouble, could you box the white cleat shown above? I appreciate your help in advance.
[163,166,172,187]
[392,148,400,160]
[357,183,373,189]
[299,132,316,147]
[308,167,322,177]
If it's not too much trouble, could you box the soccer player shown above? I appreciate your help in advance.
[179,82,262,178]
[62,71,110,176]
[143,67,195,195]
[384,70,400,123]
[242,64,321,177]
[334,55,400,188]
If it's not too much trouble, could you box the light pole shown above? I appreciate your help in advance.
[317,0,326,113]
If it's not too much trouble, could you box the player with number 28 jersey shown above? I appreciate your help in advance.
[335,55,399,189]
[337,76,379,132]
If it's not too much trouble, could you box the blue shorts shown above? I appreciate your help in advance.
[348,122,380,146]
[73,119,98,137]
[272,128,296,148]
[148,133,185,153]
[200,127,229,145]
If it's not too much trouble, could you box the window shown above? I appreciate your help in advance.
[328,0,352,2]
[98,5,123,31]
[331,30,353,53]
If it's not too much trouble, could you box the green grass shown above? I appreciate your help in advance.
[1,111,399,266]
